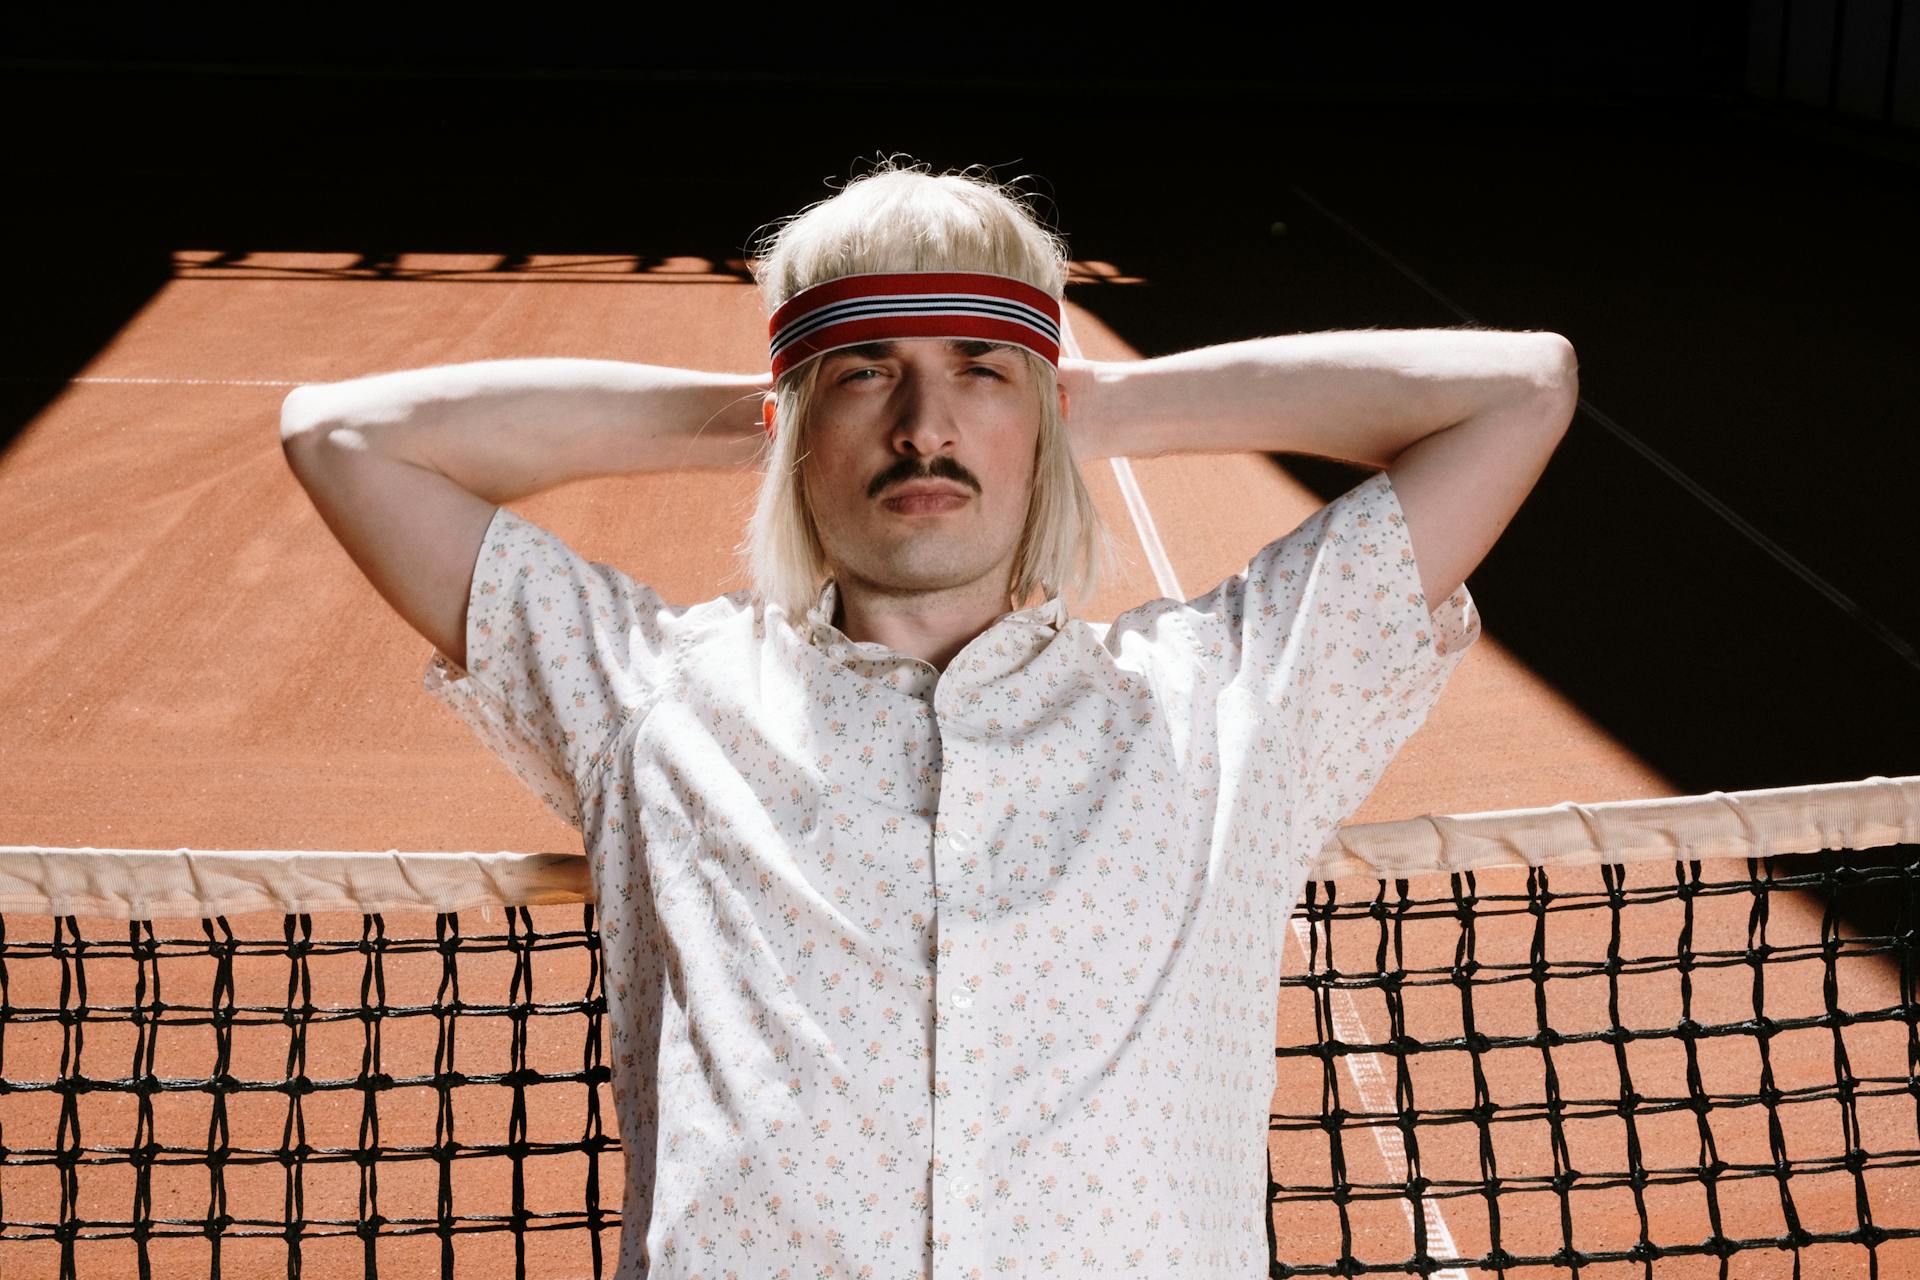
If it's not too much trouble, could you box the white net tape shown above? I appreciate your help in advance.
[4,774,1915,920]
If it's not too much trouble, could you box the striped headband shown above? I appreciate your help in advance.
[764,270,1062,436]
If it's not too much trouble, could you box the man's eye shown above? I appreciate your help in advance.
[840,366,1002,383]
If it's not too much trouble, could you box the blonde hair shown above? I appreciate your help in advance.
[736,156,1120,625]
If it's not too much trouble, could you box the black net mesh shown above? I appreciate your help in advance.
[2,844,1916,1278]
[1267,845,1920,1278]
[0,903,619,1280]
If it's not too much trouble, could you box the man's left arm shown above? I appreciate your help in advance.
[1064,327,1579,608]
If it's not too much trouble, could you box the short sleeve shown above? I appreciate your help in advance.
[1185,469,1481,846]
[420,505,682,832]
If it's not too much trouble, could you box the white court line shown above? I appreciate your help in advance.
[1108,455,1182,598]
[1286,920,1469,1280]
[0,375,308,387]
[1059,311,1468,1277]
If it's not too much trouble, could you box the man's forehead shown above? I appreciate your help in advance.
[824,338,1019,362]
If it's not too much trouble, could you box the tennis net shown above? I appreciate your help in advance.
[1,774,1915,1279]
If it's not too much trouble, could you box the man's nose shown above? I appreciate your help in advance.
[889,382,960,455]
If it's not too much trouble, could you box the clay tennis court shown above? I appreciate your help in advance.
[6,32,1920,1280]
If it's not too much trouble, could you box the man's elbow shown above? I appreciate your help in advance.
[1535,332,1579,405]
[280,384,336,447]
[1513,333,1578,436]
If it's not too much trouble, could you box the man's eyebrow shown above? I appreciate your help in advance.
[826,339,1018,363]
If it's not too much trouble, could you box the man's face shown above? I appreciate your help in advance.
[781,337,1065,607]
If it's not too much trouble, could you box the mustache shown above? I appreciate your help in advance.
[868,456,980,500]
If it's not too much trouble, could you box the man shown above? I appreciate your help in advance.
[280,159,1575,1278]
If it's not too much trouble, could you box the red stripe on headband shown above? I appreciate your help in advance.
[770,270,1059,328]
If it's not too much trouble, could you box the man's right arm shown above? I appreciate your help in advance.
[279,358,771,670]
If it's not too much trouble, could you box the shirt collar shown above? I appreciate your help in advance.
[802,578,1068,656]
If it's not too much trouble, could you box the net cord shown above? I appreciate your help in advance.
[4,775,1915,921]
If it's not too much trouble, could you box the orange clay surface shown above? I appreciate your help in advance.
[0,252,1909,1278]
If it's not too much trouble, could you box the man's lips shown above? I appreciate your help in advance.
[881,484,971,514]
[883,491,975,514]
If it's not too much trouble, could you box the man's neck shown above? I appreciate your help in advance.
[832,577,1018,673]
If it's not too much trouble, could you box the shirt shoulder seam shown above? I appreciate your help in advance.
[573,601,715,796]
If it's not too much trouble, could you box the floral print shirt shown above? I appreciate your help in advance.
[421,468,1480,1279]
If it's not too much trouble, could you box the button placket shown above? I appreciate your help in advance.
[930,732,990,1280]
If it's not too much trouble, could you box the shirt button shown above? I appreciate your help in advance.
[952,992,973,1008]
[947,831,973,853]
[951,1179,972,1198]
